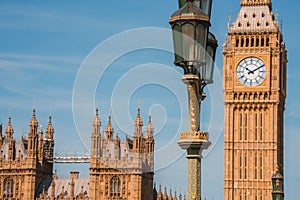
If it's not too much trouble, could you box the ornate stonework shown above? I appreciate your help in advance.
[88,107,155,200]
[223,0,287,199]
[0,109,54,199]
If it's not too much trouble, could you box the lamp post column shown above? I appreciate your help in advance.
[179,74,210,200]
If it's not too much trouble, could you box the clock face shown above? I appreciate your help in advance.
[236,57,266,86]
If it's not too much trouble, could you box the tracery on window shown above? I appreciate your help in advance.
[110,176,121,197]
[3,177,14,198]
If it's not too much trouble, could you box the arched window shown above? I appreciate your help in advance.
[3,178,14,198]
[110,176,120,197]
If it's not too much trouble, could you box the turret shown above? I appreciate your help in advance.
[114,131,120,160]
[169,188,173,199]
[134,107,143,136]
[163,187,168,200]
[157,185,162,200]
[45,116,55,161]
[38,126,44,163]
[174,191,178,200]
[91,108,101,158]
[105,116,114,139]
[145,116,154,153]
[5,116,15,160]
[45,116,54,140]
[29,109,38,136]
[28,109,38,158]
[133,107,144,153]
[5,116,14,139]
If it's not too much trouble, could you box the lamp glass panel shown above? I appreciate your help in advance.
[172,25,183,63]
[195,23,208,64]
[204,45,214,83]
[182,23,196,66]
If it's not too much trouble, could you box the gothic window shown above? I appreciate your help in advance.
[244,154,248,179]
[251,38,254,47]
[239,154,242,179]
[110,176,120,197]
[244,113,248,141]
[254,113,258,141]
[259,113,263,141]
[236,39,239,47]
[3,178,14,198]
[259,154,263,179]
[239,113,243,141]
[254,153,258,179]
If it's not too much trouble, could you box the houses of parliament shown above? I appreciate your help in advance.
[0,0,287,199]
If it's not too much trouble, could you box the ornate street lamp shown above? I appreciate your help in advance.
[169,0,217,199]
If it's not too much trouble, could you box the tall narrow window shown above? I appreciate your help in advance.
[244,113,248,141]
[110,176,121,197]
[246,38,249,47]
[260,113,263,141]
[239,155,243,179]
[259,154,263,179]
[261,38,265,46]
[244,154,247,179]
[254,113,258,141]
[240,113,243,141]
[254,154,258,179]
[3,178,14,198]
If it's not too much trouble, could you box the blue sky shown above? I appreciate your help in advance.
[0,0,299,199]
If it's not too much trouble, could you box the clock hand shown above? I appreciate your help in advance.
[246,67,254,74]
[252,65,264,73]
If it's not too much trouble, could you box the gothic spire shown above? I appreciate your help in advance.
[134,107,143,137]
[135,107,143,127]
[46,116,54,140]
[5,116,14,138]
[106,116,114,139]
[29,108,38,136]
[93,107,101,127]
[146,115,154,138]
[30,108,38,127]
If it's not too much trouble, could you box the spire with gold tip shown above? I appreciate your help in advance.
[106,116,114,139]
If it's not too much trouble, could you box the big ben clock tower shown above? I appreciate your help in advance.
[223,0,287,199]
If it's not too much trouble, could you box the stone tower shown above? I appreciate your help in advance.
[89,107,155,200]
[223,0,287,199]
[0,109,54,199]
